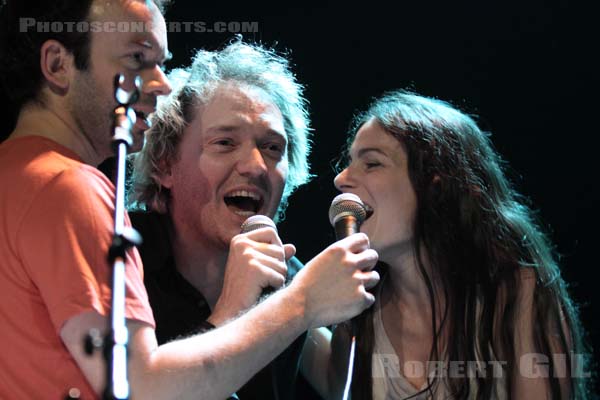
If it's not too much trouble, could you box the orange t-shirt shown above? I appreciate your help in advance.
[0,136,155,399]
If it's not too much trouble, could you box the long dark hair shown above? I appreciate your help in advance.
[338,90,593,399]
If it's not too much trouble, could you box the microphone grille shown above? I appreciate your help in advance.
[240,215,277,234]
[328,193,367,227]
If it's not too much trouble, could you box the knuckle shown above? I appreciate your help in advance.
[263,227,279,240]
[276,275,286,287]
[278,261,288,274]
[230,234,243,247]
[242,247,255,258]
[368,249,378,259]
[233,235,252,249]
[328,242,344,254]
[353,232,369,245]
[247,258,261,269]
[274,246,285,259]
[341,254,355,268]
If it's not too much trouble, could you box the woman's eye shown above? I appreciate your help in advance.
[365,161,381,169]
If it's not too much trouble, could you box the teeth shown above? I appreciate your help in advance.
[226,190,261,201]
[234,211,256,216]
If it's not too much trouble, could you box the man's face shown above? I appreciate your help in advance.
[69,0,171,160]
[160,82,289,252]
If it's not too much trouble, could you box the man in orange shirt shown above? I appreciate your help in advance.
[0,1,380,399]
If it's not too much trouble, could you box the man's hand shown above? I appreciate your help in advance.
[289,233,379,329]
[209,227,295,326]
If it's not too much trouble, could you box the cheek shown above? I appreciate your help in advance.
[170,160,213,205]
[272,162,288,192]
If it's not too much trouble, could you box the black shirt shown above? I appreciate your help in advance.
[130,211,306,400]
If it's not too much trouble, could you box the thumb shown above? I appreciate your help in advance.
[283,243,296,261]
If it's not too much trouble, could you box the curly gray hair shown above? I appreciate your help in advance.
[128,40,312,221]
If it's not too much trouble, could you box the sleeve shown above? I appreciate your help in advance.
[17,166,155,333]
[286,256,304,282]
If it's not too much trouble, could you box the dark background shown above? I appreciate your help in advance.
[164,0,599,390]
[1,0,597,393]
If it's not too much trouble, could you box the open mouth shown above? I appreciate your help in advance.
[134,110,151,130]
[224,190,264,217]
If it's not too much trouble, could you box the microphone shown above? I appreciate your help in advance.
[240,214,277,234]
[239,215,282,400]
[328,193,367,240]
[240,215,278,298]
[328,193,367,400]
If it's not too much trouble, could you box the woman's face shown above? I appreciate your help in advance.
[334,119,418,262]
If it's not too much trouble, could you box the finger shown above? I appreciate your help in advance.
[248,251,288,276]
[341,233,370,253]
[359,287,376,308]
[247,242,286,262]
[357,270,380,290]
[354,249,378,271]
[283,243,296,261]
[258,265,286,289]
[243,226,283,247]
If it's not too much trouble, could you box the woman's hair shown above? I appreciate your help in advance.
[339,90,592,399]
[129,39,312,221]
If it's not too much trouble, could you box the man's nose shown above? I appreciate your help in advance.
[236,147,268,177]
[141,65,172,98]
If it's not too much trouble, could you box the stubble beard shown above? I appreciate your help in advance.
[69,68,116,164]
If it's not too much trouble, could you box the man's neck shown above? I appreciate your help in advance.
[171,230,228,310]
[10,101,103,166]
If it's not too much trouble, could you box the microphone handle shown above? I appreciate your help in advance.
[334,216,360,241]
[333,215,362,400]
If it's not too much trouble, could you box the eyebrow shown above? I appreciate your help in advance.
[138,40,172,64]
[206,125,288,142]
[355,147,388,158]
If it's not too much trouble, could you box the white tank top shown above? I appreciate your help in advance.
[371,283,507,399]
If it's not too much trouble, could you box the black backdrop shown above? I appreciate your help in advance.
[164,0,599,387]
[1,0,597,392]
[164,0,599,362]
[162,0,600,390]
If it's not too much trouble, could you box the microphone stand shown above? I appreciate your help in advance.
[64,75,142,400]
[100,74,143,400]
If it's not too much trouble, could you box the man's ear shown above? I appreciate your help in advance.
[156,159,174,189]
[39,39,75,95]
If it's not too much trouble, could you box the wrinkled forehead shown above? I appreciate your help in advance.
[195,82,284,125]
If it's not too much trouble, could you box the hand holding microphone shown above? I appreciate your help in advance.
[208,215,295,327]
[289,193,379,330]
[328,193,371,400]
